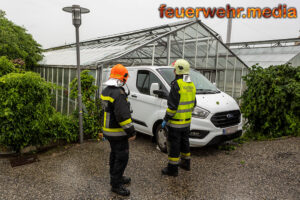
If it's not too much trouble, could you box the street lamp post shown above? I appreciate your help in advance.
[63,5,90,144]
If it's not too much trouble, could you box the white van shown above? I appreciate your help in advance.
[102,66,242,152]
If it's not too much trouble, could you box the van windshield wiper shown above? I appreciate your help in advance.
[196,89,219,94]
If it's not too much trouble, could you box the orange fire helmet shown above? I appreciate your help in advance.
[109,64,129,83]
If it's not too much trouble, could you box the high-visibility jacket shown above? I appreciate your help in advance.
[164,76,196,128]
[101,86,135,140]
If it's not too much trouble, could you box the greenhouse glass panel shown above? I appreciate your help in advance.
[41,67,44,78]
[184,42,196,68]
[234,60,245,99]
[88,69,96,84]
[52,68,57,84]
[208,39,217,58]
[197,24,210,38]
[207,58,216,70]
[51,68,57,107]
[63,68,69,114]
[170,42,182,63]
[48,67,52,83]
[195,40,208,69]
[170,29,185,60]
[46,67,50,82]
[216,70,225,90]
[217,44,228,70]
[44,67,48,80]
[183,25,197,41]
[69,69,77,114]
[56,68,63,112]
[241,68,248,94]
[57,68,63,86]
[225,56,236,95]
[226,53,236,69]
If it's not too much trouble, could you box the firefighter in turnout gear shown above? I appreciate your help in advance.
[161,59,196,177]
[101,64,136,196]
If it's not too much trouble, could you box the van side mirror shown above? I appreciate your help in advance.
[153,90,168,99]
[150,83,160,96]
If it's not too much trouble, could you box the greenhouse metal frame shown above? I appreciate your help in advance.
[37,19,249,115]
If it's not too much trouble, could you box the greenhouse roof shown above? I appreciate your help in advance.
[40,19,247,68]
[230,38,300,68]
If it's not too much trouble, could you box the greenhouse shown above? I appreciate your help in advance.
[230,38,300,68]
[37,19,249,115]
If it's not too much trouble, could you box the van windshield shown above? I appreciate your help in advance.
[157,68,220,94]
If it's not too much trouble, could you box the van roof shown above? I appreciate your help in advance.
[103,66,173,71]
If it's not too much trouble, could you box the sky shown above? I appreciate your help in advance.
[1,0,299,49]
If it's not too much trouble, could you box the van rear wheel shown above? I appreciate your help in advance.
[155,124,167,153]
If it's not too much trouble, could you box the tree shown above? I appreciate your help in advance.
[0,10,43,69]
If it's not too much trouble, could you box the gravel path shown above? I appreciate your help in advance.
[0,135,299,200]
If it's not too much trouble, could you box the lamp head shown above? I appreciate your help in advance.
[63,5,90,27]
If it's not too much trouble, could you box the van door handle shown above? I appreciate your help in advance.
[131,94,137,98]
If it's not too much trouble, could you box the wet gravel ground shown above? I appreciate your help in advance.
[0,134,299,200]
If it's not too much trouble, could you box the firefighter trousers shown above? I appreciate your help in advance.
[167,126,190,165]
[108,138,129,187]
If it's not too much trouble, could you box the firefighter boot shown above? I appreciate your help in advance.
[179,159,190,171]
[161,163,178,177]
[111,185,130,196]
[122,176,131,184]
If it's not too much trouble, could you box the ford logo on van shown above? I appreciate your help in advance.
[227,113,234,119]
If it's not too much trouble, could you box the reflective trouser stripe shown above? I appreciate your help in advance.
[167,118,191,128]
[168,157,180,165]
[180,152,191,159]
[168,119,191,124]
[167,123,190,128]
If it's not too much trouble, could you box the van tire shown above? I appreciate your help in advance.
[155,124,168,153]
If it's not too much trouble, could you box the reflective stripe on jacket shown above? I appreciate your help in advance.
[101,86,135,140]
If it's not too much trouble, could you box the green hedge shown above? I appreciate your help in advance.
[0,56,16,77]
[240,64,300,139]
[0,72,77,152]
[70,70,102,139]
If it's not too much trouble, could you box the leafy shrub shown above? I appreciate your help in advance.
[47,112,78,143]
[70,70,102,139]
[0,72,78,152]
[0,56,16,77]
[240,64,300,139]
[0,72,54,152]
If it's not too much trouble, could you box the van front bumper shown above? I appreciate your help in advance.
[188,117,243,147]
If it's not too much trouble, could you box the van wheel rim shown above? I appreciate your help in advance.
[157,128,167,150]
